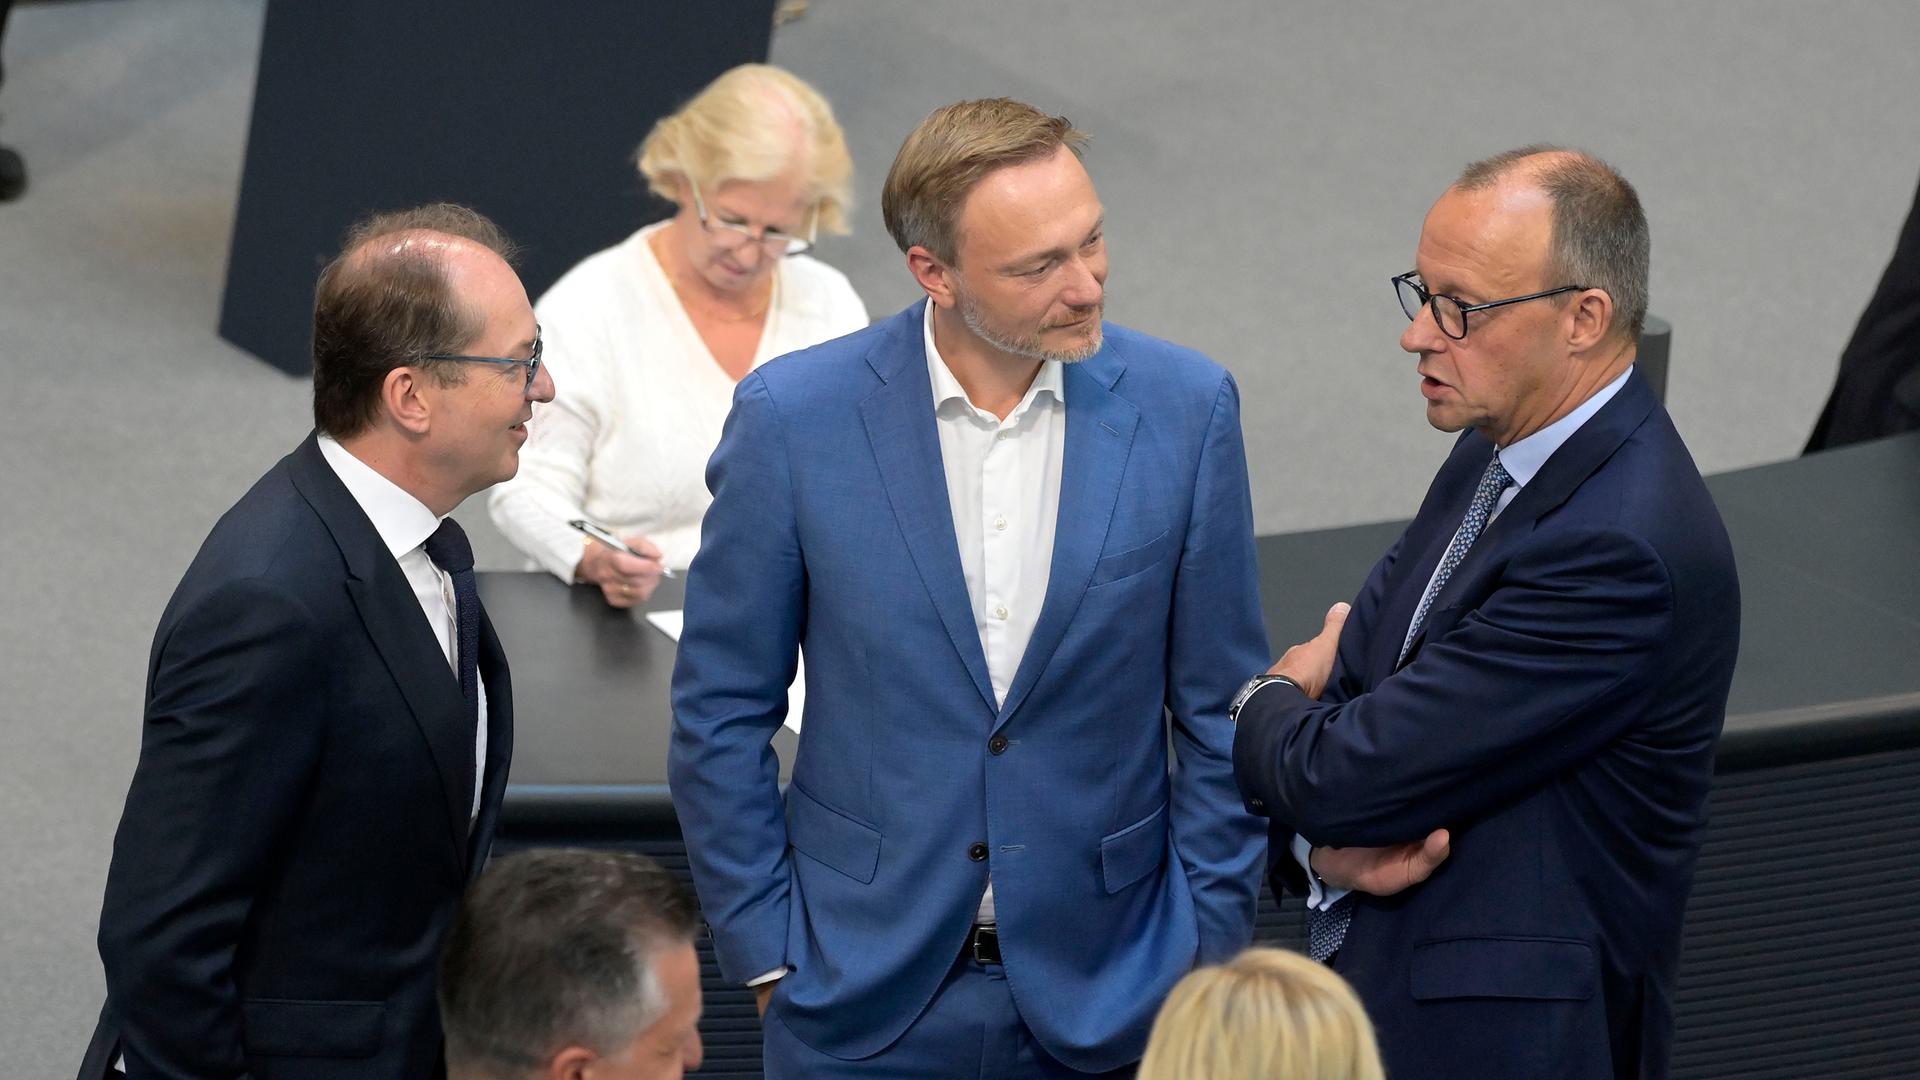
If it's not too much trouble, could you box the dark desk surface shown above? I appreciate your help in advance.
[487,431,1920,807]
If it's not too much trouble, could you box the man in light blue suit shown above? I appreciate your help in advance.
[669,98,1269,1077]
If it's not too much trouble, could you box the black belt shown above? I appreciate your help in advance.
[966,924,1002,964]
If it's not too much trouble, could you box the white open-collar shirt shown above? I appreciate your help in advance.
[925,300,1067,925]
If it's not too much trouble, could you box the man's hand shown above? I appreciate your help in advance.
[754,981,775,1018]
[1267,602,1350,699]
[1311,828,1451,896]
[575,533,666,609]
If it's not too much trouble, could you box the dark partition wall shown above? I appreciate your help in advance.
[1672,743,1920,1079]
[219,0,777,374]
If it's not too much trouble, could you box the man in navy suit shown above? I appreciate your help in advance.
[1232,147,1739,1080]
[81,204,553,1078]
[670,98,1269,1077]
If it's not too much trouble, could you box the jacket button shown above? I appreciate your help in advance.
[968,842,989,861]
[989,734,1009,755]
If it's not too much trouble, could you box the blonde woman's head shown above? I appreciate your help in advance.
[637,63,854,236]
[1138,948,1385,1080]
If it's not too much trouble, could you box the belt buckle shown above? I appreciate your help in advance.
[971,925,999,964]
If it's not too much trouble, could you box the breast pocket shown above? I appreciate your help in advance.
[1088,529,1174,589]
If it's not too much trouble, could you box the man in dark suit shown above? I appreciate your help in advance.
[671,99,1268,1076]
[80,203,554,1079]
[0,0,21,200]
[1232,147,1740,1080]
[1805,168,1920,450]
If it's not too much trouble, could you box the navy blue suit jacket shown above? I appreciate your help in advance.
[82,435,513,1079]
[669,302,1269,1071]
[1234,370,1738,1079]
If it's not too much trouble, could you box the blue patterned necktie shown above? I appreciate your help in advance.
[1308,453,1514,964]
[1399,453,1514,665]
[423,518,480,747]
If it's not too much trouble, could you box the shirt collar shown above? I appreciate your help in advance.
[922,298,1065,421]
[1497,366,1634,487]
[317,435,444,560]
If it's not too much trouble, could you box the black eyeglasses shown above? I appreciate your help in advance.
[424,325,543,393]
[1393,272,1586,340]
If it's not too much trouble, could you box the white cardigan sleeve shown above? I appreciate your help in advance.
[487,307,615,583]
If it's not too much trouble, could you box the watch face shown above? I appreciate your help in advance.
[1229,676,1266,721]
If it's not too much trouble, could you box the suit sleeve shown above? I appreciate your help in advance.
[668,371,804,983]
[1259,524,1409,900]
[1233,524,1675,848]
[98,578,325,1080]
[1163,372,1271,964]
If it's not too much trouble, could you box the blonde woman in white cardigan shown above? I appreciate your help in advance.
[490,64,867,606]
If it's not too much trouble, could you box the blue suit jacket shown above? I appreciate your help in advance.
[1234,370,1739,1080]
[669,302,1269,1070]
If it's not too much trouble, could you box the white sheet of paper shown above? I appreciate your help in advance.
[646,609,803,734]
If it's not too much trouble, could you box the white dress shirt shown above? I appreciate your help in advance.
[319,436,490,821]
[926,300,1067,924]
[488,222,868,577]
[1289,367,1634,910]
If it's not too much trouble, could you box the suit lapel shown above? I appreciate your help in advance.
[859,305,998,714]
[1373,511,1462,680]
[287,434,473,870]
[1392,370,1660,667]
[995,351,1138,730]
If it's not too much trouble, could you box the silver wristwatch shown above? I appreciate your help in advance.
[1228,673,1303,724]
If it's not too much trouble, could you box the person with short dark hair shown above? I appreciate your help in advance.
[78,203,554,1078]
[439,849,704,1080]
[1232,147,1740,1079]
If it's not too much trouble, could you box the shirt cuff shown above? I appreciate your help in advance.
[745,967,790,987]
[1290,833,1351,910]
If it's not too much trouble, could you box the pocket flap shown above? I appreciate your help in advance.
[1089,529,1173,587]
[242,998,384,1058]
[786,783,882,884]
[1100,801,1169,894]
[1410,937,1596,1002]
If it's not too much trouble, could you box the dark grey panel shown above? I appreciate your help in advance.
[1671,747,1920,1079]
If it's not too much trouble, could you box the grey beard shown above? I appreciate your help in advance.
[958,290,1103,364]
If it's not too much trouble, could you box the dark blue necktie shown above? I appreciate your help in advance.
[423,518,479,745]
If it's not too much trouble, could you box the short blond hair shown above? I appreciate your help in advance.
[637,63,853,235]
[880,97,1087,264]
[1138,948,1385,1080]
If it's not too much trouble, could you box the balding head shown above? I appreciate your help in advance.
[311,203,519,439]
[1454,146,1649,342]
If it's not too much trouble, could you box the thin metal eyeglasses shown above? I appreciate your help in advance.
[1393,272,1587,340]
[424,324,543,393]
[690,185,818,257]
